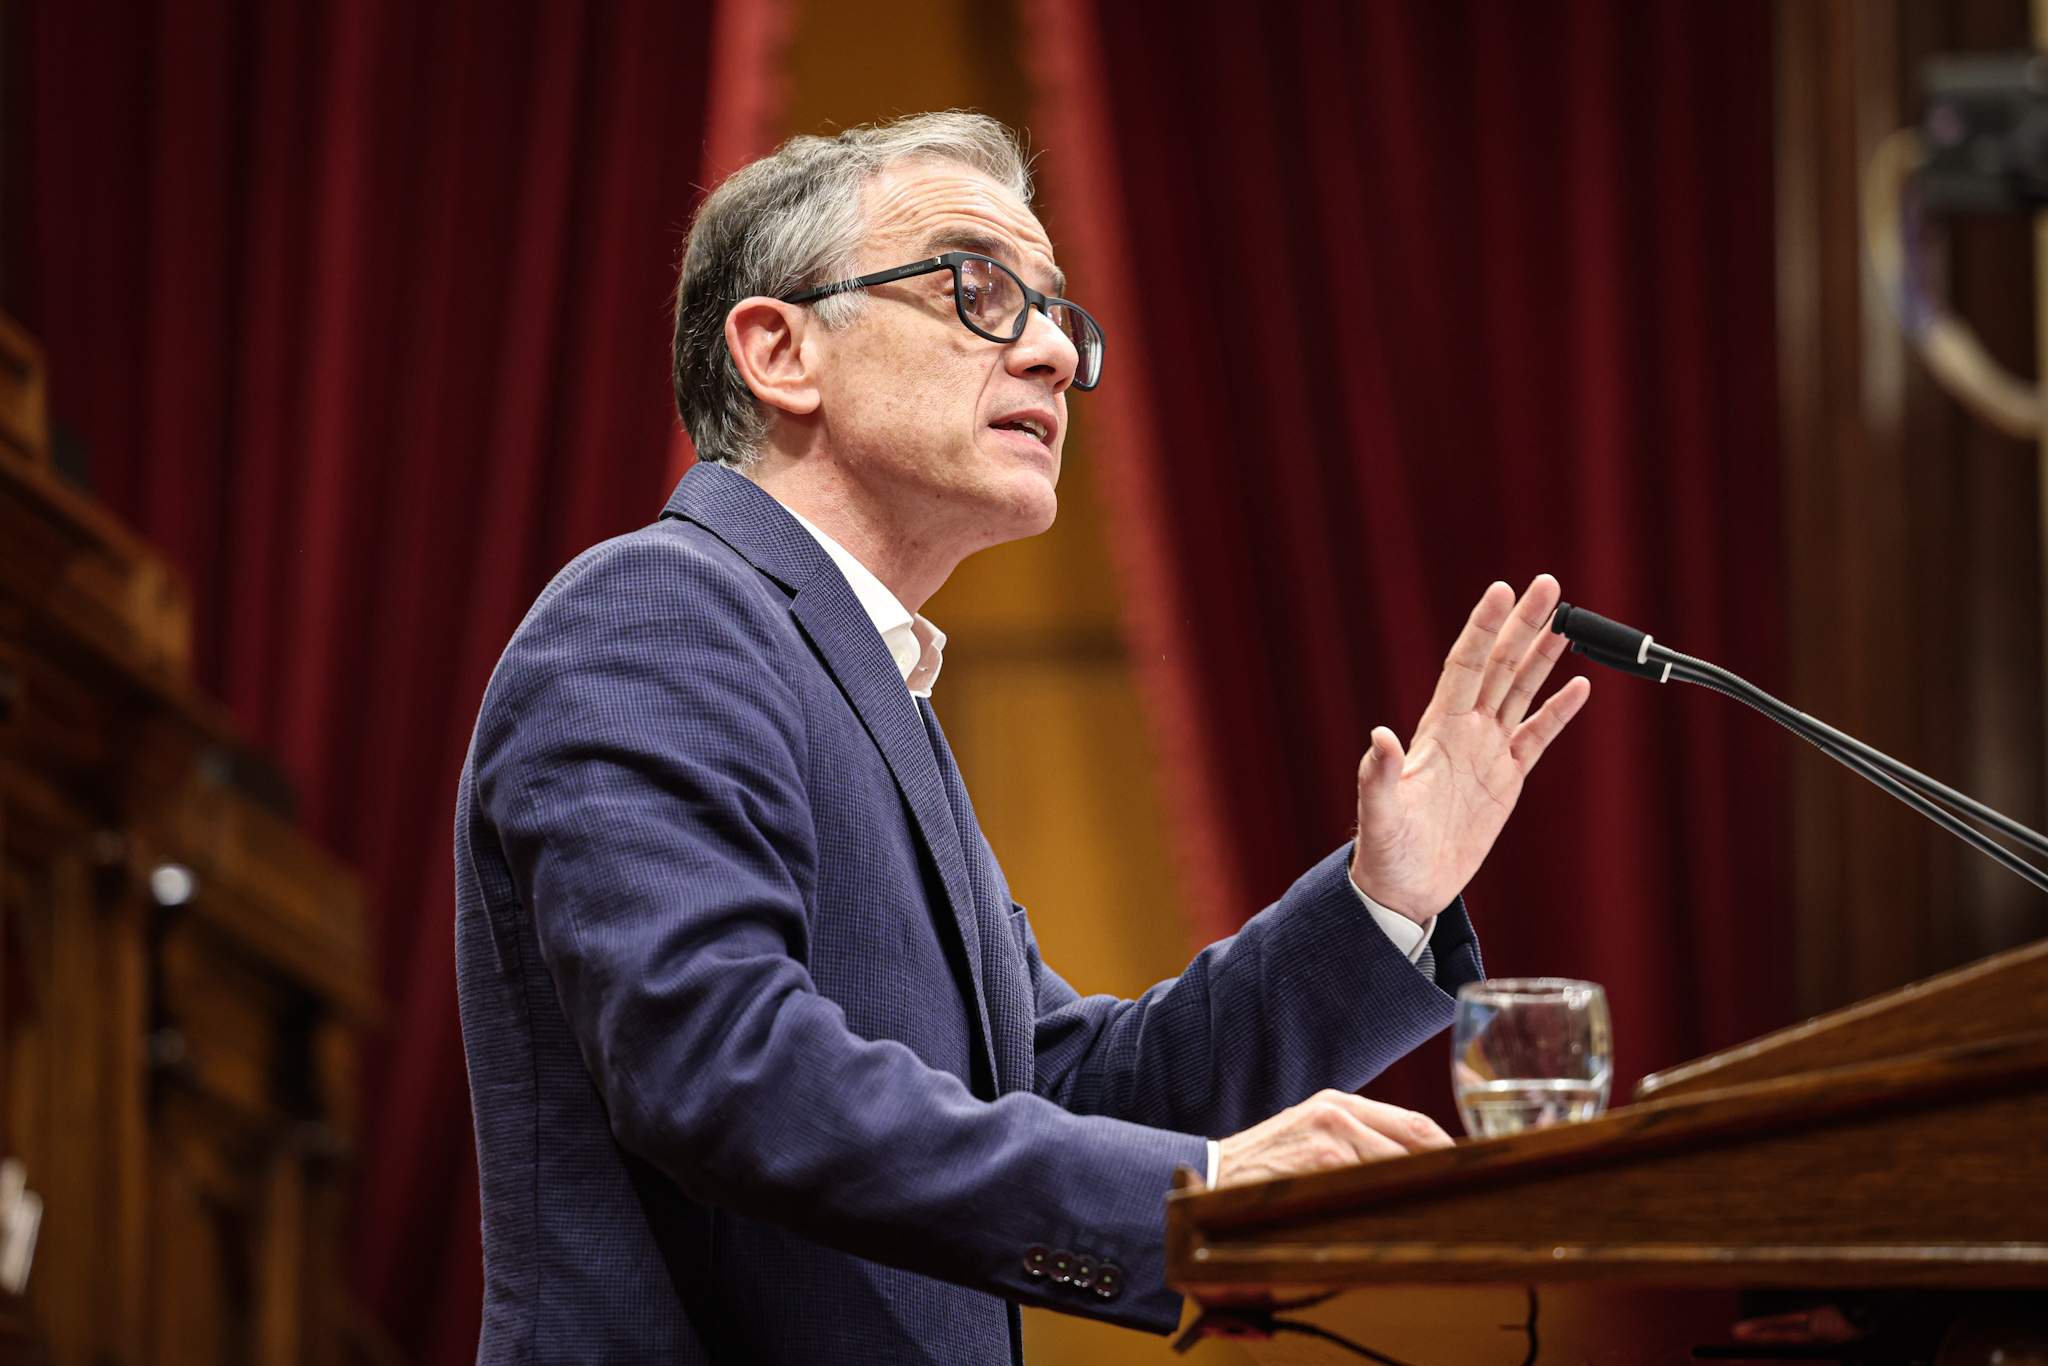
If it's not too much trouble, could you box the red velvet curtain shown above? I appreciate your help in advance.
[1028,0,1791,1116]
[7,2,752,1356]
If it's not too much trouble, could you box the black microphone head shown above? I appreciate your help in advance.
[1550,602,1649,662]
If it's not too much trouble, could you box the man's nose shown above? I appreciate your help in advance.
[1005,305,1078,393]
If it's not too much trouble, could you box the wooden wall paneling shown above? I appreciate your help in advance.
[2036,0,2048,890]
[0,317,48,471]
[302,1127,351,1366]
[1774,0,1827,1017]
[137,825,368,1366]
[253,1144,306,1366]
[1774,0,2045,1021]
[0,822,147,1366]
[1898,0,2046,974]
[98,852,148,1365]
[0,351,374,1365]
[0,832,37,1359]
[149,1096,246,1366]
[1778,0,1901,1019]
[43,847,107,1366]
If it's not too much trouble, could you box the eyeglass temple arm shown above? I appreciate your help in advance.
[783,257,950,304]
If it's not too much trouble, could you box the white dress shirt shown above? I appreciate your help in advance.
[785,507,947,697]
[783,506,1436,1188]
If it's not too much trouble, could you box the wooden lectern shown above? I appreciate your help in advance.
[1166,940,2048,1362]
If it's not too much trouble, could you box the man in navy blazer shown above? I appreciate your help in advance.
[456,112,1590,1364]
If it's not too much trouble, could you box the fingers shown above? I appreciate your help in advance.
[1474,575,1563,719]
[1215,1090,1455,1186]
[1510,674,1591,773]
[1302,1091,1454,1165]
[1327,1092,1454,1153]
[1434,581,1515,715]
[1498,627,1570,730]
[1322,1105,1410,1164]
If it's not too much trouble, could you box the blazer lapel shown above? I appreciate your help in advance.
[663,465,1001,1091]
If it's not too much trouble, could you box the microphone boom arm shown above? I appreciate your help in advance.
[1553,603,2048,895]
[1653,645,2048,865]
[1656,651,2048,895]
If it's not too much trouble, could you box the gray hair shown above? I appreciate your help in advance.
[671,111,1034,467]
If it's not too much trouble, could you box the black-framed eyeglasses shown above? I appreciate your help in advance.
[781,251,1105,391]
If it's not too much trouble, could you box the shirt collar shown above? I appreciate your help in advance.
[783,505,947,698]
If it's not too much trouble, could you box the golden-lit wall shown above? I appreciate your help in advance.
[777,0,1199,995]
[776,2,1248,1361]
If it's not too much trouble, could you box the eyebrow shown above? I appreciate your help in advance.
[915,230,1068,298]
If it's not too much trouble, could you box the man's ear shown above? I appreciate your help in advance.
[725,297,821,419]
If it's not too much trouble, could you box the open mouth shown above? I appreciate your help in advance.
[989,415,1053,445]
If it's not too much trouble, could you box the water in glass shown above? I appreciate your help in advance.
[1451,978,1612,1139]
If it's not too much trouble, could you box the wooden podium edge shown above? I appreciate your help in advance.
[1168,1031,2048,1263]
[1174,1243,2048,1293]
[1637,937,2048,1102]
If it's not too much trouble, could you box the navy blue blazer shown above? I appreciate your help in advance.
[455,462,1483,1364]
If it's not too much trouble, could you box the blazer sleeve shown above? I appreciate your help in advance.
[1019,851,1483,1137]
[472,534,1208,1334]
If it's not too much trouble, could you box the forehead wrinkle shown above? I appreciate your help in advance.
[860,164,1065,296]
[913,229,1067,298]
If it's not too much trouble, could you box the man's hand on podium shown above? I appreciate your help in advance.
[1213,1089,1452,1187]
[1351,573,1591,923]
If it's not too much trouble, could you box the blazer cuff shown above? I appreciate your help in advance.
[985,1122,1208,1335]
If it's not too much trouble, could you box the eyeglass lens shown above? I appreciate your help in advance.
[956,258,1022,336]
[956,258,1102,387]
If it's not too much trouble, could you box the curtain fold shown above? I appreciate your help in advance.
[8,3,775,1356]
[1027,0,1790,1116]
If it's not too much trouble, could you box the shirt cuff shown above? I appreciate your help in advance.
[1205,1139,1220,1188]
[1349,868,1437,964]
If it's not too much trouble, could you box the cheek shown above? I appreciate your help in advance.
[822,317,1000,440]
[830,356,961,459]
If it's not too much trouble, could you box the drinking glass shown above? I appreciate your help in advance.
[1451,978,1612,1138]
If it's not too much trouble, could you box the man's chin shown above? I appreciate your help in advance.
[971,476,1058,549]
[1009,474,1059,537]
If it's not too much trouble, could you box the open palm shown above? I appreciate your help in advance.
[1352,575,1591,921]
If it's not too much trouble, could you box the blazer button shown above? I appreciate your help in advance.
[1023,1245,1051,1279]
[1049,1249,1075,1284]
[1071,1255,1098,1289]
[1093,1263,1123,1300]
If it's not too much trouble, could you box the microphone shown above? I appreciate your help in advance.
[1551,603,2048,894]
[1551,603,1655,666]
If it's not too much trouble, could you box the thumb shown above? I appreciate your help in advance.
[1360,726,1404,795]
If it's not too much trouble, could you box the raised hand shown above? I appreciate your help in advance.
[1351,575,1590,922]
